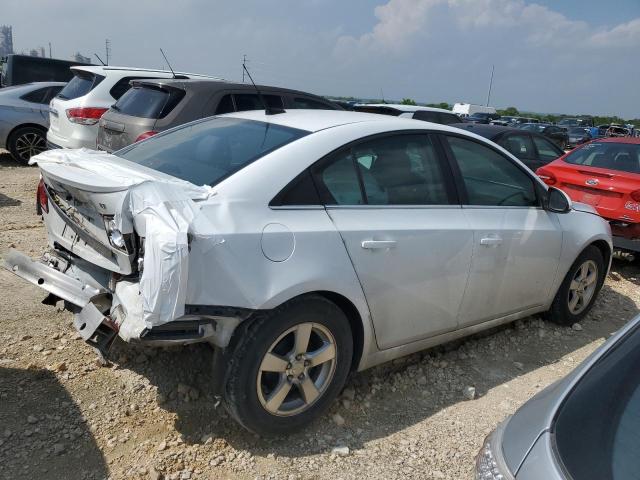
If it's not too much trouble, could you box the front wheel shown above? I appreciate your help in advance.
[547,246,605,326]
[223,295,353,435]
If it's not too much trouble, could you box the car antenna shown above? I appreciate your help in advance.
[242,63,285,115]
[94,53,106,66]
[160,48,177,79]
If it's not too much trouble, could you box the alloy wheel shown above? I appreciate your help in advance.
[15,132,46,161]
[567,260,598,315]
[256,322,337,417]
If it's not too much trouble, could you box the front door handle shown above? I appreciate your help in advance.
[480,236,503,246]
[361,240,397,250]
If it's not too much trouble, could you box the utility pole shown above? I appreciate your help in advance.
[242,54,247,83]
[105,39,111,65]
[48,42,51,58]
[486,64,495,106]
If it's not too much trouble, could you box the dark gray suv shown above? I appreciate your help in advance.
[96,79,341,152]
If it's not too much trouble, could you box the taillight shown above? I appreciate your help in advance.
[66,107,108,125]
[536,167,557,186]
[135,131,158,143]
[36,178,48,214]
[631,190,640,202]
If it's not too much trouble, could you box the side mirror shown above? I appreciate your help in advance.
[545,187,572,213]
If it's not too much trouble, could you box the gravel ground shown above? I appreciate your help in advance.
[1,150,639,480]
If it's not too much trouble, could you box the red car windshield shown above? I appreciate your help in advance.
[564,142,640,174]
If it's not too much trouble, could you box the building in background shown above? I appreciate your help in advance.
[72,52,91,63]
[0,25,14,57]
[28,47,46,58]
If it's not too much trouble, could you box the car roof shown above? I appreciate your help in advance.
[70,65,222,80]
[129,78,333,99]
[449,123,520,139]
[222,109,463,133]
[591,137,640,145]
[355,103,453,114]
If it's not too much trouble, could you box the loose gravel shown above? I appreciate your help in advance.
[1,151,638,480]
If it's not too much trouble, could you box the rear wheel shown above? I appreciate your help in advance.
[548,246,605,326]
[223,295,353,436]
[8,126,47,164]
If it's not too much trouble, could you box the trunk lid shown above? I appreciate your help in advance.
[552,161,640,222]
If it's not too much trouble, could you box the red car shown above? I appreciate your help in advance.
[536,137,640,252]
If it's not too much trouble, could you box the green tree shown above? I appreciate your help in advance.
[400,98,417,105]
[498,106,519,116]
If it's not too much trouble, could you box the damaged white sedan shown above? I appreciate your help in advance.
[5,110,612,435]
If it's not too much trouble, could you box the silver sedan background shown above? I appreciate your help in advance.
[477,313,640,479]
[0,82,65,163]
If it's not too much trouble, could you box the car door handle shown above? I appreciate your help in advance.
[361,240,397,250]
[480,236,503,246]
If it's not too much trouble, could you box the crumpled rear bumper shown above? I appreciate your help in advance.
[4,249,117,352]
[3,249,247,355]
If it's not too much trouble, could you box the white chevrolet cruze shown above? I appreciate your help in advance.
[7,109,612,435]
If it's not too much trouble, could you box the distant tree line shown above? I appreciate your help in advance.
[327,95,639,128]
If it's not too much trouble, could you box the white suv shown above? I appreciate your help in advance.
[47,66,221,149]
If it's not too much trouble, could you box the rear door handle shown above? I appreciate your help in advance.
[361,240,397,250]
[480,236,503,246]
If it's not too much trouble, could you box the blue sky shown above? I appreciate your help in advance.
[3,0,639,118]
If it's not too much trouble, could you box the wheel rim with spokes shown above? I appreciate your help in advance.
[256,322,337,417]
[567,259,598,315]
[15,132,46,161]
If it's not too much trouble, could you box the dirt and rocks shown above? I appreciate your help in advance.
[1,151,639,480]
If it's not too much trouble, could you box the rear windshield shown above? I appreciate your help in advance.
[57,71,102,100]
[554,322,640,480]
[116,117,308,186]
[113,86,185,119]
[564,142,640,174]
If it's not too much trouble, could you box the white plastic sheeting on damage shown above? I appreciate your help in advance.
[31,148,218,328]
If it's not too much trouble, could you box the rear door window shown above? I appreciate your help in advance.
[533,135,563,163]
[234,93,283,111]
[20,87,51,104]
[291,97,335,109]
[113,86,185,119]
[500,133,536,159]
[56,71,103,100]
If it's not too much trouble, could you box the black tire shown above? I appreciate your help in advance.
[547,245,605,326]
[223,295,353,436]
[7,126,47,164]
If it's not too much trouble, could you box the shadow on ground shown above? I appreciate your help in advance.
[112,261,639,459]
[0,192,22,207]
[0,367,109,480]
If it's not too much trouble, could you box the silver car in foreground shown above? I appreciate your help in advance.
[0,82,65,163]
[476,313,640,479]
[5,110,612,435]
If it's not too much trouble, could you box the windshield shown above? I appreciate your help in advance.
[558,118,578,126]
[116,117,309,186]
[563,142,640,174]
[554,322,640,480]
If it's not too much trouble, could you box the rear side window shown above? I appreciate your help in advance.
[438,113,462,125]
[235,94,283,111]
[57,71,103,100]
[533,136,563,162]
[501,134,535,159]
[20,87,52,104]
[412,111,439,123]
[215,94,235,114]
[312,134,451,206]
[113,86,185,119]
[291,97,335,110]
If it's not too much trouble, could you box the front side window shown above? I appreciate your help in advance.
[500,133,535,159]
[444,135,537,207]
[533,135,563,162]
[116,117,308,186]
[312,134,450,206]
